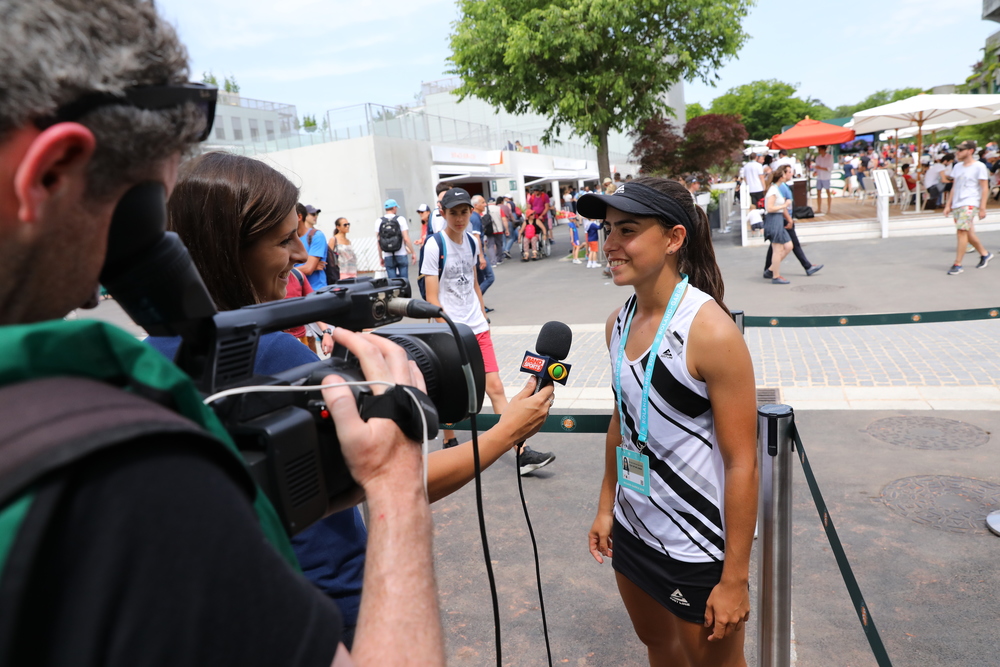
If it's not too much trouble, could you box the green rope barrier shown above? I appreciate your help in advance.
[444,413,612,433]
[744,306,1000,328]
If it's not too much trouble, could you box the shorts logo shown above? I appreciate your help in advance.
[521,354,545,373]
[669,589,690,607]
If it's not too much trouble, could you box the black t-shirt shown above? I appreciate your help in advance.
[8,438,341,667]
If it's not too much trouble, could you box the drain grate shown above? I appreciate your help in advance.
[866,416,989,451]
[882,475,1000,534]
[790,284,845,294]
[756,388,781,406]
[795,302,861,315]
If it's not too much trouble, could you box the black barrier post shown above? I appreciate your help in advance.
[757,404,794,667]
[731,309,745,335]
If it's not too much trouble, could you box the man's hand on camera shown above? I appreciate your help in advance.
[320,329,426,490]
[496,377,554,444]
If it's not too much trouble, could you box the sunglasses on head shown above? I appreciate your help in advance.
[34,82,218,142]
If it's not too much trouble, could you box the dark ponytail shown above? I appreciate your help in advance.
[630,176,727,313]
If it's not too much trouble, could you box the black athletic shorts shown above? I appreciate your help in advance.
[612,518,724,624]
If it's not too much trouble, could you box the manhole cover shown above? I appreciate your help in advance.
[866,416,989,450]
[882,476,1000,534]
[795,302,861,315]
[790,284,845,293]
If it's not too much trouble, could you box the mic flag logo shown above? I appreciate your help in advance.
[521,354,546,374]
[519,352,572,385]
[547,363,568,382]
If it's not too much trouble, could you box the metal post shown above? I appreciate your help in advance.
[730,309,745,335]
[757,404,794,667]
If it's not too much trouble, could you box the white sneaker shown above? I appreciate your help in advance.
[572,259,582,264]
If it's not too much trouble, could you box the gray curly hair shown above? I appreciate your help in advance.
[0,0,206,199]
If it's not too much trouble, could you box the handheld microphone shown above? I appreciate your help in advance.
[519,321,573,392]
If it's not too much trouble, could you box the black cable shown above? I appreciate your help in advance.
[515,448,553,667]
[440,312,502,667]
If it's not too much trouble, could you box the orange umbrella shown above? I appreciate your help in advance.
[768,117,856,150]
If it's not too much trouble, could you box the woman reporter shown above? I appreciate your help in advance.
[152,151,554,646]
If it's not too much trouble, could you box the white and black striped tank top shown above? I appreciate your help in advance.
[610,286,726,563]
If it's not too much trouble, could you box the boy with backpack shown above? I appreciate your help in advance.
[296,203,331,290]
[377,199,417,280]
[420,188,555,475]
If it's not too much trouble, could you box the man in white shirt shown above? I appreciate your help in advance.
[376,199,417,281]
[923,155,951,209]
[812,145,835,214]
[942,140,993,275]
[741,153,766,206]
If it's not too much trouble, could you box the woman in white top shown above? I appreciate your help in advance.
[580,177,757,667]
[330,217,357,279]
[762,165,794,284]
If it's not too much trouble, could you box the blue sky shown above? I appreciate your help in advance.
[158,0,999,122]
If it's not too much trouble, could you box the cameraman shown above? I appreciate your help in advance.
[0,2,441,665]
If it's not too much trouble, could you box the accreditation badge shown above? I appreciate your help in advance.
[616,446,651,496]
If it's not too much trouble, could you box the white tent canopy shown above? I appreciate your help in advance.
[849,94,1000,134]
[878,120,969,141]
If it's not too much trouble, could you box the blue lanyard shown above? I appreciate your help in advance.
[614,274,689,446]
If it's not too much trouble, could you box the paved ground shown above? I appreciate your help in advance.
[77,223,1000,666]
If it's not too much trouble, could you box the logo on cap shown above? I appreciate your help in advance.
[615,184,626,194]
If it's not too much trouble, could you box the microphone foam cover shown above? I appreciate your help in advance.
[535,321,573,360]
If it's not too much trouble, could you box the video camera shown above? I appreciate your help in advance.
[100,183,485,535]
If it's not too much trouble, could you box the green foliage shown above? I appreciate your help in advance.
[686,102,707,121]
[448,0,753,178]
[830,87,926,117]
[707,189,724,211]
[708,79,829,140]
[223,75,240,94]
[302,114,317,132]
[201,71,219,86]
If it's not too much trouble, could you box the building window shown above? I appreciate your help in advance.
[249,118,260,141]
[231,116,243,141]
[265,120,275,141]
[280,118,291,135]
[215,123,226,141]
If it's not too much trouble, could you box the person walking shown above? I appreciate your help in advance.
[762,165,795,284]
[763,165,823,279]
[741,153,766,207]
[581,177,757,667]
[421,188,556,474]
[377,199,417,281]
[943,141,993,275]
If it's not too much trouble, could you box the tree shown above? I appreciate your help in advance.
[681,113,747,173]
[201,71,219,87]
[302,114,317,132]
[630,115,685,175]
[449,0,753,180]
[709,80,829,140]
[686,102,707,122]
[223,75,240,94]
[631,113,747,176]
[831,87,925,118]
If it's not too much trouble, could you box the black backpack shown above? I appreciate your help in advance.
[481,208,496,236]
[306,229,340,284]
[378,215,403,253]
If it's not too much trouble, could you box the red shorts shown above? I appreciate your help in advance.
[588,241,599,252]
[475,330,499,373]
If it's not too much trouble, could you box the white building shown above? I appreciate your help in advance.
[211,80,686,243]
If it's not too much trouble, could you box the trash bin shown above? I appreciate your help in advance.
[791,179,808,208]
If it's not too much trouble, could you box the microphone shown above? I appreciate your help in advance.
[520,321,573,393]
[386,297,444,319]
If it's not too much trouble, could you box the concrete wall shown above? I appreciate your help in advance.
[372,136,436,229]
[254,136,381,239]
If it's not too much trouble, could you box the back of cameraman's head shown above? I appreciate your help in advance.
[0,0,205,201]
[168,152,299,311]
